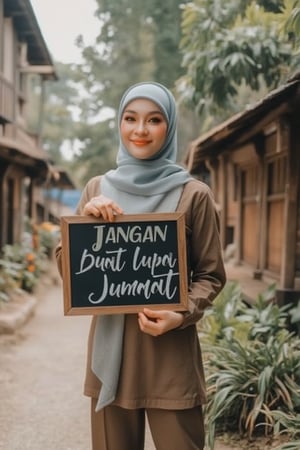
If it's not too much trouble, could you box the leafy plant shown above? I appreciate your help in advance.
[277,444,300,450]
[288,300,300,335]
[272,410,300,449]
[204,332,300,448]
[200,282,288,345]
[199,281,252,344]
[0,259,20,303]
[0,244,47,293]
[238,284,290,342]
[178,0,299,116]
[33,222,60,257]
[201,282,300,449]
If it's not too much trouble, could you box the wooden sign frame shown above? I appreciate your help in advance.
[61,213,188,315]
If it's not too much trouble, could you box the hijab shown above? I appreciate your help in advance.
[101,81,192,211]
[92,82,192,412]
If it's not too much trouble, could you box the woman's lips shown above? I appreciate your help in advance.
[131,140,151,146]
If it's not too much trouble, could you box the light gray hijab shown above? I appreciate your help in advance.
[92,82,192,411]
[101,81,192,209]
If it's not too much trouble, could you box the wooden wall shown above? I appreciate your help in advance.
[209,114,299,294]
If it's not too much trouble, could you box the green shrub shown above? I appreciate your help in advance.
[204,333,300,447]
[239,285,291,342]
[199,282,251,345]
[0,243,47,294]
[288,300,300,335]
[0,259,20,302]
[36,222,60,257]
[201,282,300,449]
[272,411,300,450]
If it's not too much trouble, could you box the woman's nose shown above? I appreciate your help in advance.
[134,121,148,134]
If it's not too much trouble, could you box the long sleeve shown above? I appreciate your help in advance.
[177,180,226,329]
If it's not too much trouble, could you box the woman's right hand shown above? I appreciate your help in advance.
[82,195,124,222]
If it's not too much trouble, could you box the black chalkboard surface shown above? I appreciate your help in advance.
[61,213,188,315]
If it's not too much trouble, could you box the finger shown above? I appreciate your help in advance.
[83,204,100,216]
[143,308,164,320]
[104,205,116,222]
[93,201,123,221]
[138,313,161,336]
[99,207,109,221]
[112,203,124,215]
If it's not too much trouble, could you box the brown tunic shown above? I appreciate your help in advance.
[55,176,226,410]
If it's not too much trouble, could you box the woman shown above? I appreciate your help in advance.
[56,82,226,450]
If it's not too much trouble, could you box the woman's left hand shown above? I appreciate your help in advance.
[138,308,184,336]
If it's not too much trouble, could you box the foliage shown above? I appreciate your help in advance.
[200,282,288,345]
[283,0,300,44]
[0,243,47,294]
[200,282,300,449]
[36,222,60,256]
[204,333,300,447]
[28,0,300,186]
[71,117,118,185]
[177,0,300,119]
[272,410,300,449]
[199,282,252,344]
[0,221,59,298]
[70,0,194,185]
[27,63,81,166]
[288,300,300,334]
[276,443,300,450]
[238,285,290,342]
[0,236,46,300]
[0,260,20,303]
[79,0,188,108]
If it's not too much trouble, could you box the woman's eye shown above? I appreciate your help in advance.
[149,117,162,124]
[123,115,135,122]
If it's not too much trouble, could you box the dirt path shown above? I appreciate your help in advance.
[0,275,91,450]
[0,268,233,450]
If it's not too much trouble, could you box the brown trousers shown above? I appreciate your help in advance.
[91,399,205,450]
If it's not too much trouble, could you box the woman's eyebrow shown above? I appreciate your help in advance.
[123,109,164,115]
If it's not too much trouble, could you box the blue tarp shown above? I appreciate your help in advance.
[44,188,81,212]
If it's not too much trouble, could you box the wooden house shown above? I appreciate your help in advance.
[0,0,59,248]
[185,73,300,304]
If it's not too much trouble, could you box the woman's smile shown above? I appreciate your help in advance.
[131,139,153,146]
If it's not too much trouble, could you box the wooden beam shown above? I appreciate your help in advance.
[20,65,55,75]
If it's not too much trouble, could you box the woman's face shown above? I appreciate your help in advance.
[120,98,168,160]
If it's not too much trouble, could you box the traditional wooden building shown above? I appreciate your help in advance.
[185,73,300,304]
[37,167,77,224]
[0,0,59,248]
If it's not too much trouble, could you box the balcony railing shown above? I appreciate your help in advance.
[0,122,45,160]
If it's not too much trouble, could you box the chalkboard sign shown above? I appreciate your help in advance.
[61,213,188,315]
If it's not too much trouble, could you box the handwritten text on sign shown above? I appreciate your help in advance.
[61,214,188,315]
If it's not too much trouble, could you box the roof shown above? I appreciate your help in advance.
[0,135,51,181]
[186,72,300,172]
[49,167,77,190]
[4,0,57,79]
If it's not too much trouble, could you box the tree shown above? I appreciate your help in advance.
[144,0,187,86]
[27,62,82,166]
[177,0,300,118]
[71,0,191,184]
[284,0,300,40]
[78,0,188,108]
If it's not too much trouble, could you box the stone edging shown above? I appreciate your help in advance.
[0,291,37,334]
